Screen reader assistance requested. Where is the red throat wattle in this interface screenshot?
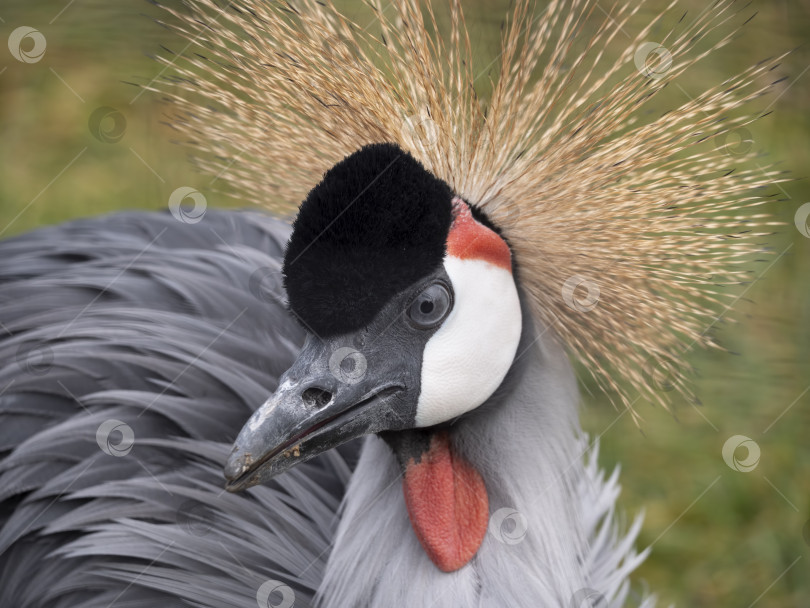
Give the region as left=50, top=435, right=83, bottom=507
left=401, top=431, right=489, bottom=572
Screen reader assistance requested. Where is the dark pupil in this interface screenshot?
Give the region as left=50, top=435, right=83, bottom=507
left=408, top=282, right=451, bottom=329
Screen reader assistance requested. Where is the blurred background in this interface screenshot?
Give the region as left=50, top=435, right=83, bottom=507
left=1, top=0, right=808, bottom=605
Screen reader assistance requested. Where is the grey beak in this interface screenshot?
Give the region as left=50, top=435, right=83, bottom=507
left=224, top=332, right=414, bottom=491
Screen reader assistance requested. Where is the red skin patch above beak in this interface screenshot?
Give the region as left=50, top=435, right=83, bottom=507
left=401, top=431, right=489, bottom=572
left=446, top=197, right=512, bottom=272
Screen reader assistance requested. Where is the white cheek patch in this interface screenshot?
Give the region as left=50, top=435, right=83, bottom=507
left=414, top=256, right=522, bottom=428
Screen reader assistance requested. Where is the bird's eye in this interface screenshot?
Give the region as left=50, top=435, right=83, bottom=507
left=407, top=282, right=453, bottom=329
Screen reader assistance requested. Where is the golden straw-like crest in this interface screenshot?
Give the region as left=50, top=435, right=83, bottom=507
left=156, top=0, right=785, bottom=416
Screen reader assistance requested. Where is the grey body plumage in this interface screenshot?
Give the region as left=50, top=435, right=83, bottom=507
left=0, top=209, right=653, bottom=607
left=0, top=210, right=355, bottom=606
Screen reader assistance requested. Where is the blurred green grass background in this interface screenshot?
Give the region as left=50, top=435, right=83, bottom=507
left=1, top=1, right=808, bottom=605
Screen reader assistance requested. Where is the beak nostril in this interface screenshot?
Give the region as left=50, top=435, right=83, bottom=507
left=302, top=387, right=332, bottom=409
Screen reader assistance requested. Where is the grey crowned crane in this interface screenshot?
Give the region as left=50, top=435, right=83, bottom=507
left=0, top=0, right=783, bottom=606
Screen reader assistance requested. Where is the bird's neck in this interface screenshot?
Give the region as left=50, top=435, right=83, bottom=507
left=317, top=301, right=627, bottom=606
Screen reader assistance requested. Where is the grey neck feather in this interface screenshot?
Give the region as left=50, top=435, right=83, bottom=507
left=316, top=294, right=655, bottom=608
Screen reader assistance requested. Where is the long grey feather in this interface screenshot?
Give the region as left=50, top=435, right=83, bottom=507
left=0, top=210, right=355, bottom=607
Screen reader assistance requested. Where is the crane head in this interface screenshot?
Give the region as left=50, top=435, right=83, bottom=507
left=225, top=143, right=523, bottom=571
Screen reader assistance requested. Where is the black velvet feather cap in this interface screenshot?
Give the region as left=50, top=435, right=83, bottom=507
left=283, top=143, right=454, bottom=337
